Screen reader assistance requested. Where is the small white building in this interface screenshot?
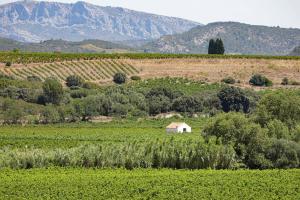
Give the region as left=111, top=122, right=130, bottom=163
left=166, top=122, right=192, bottom=133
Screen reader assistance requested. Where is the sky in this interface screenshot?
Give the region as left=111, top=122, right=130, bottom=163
left=1, top=0, right=300, bottom=28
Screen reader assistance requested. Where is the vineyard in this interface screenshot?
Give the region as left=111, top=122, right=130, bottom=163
left=0, top=59, right=139, bottom=82
left=0, top=52, right=300, bottom=64
left=0, top=168, right=299, bottom=199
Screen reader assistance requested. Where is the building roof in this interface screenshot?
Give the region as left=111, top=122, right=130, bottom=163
left=166, top=122, right=189, bottom=129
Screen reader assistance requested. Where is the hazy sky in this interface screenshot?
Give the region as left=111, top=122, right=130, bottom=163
left=1, top=0, right=300, bottom=28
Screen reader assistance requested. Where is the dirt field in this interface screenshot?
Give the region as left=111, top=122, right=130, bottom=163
left=1, top=58, right=300, bottom=87
left=126, top=58, right=300, bottom=86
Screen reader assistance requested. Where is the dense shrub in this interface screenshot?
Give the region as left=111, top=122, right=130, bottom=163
left=5, top=61, right=12, bottom=67
left=249, top=74, right=273, bottom=87
left=131, top=76, right=141, bottom=81
left=27, top=75, right=42, bottom=82
left=217, top=86, right=250, bottom=113
left=66, top=75, right=84, bottom=87
left=42, top=78, right=64, bottom=105
left=255, top=91, right=300, bottom=128
left=147, top=95, right=171, bottom=115
left=281, top=77, right=289, bottom=85
left=113, top=73, right=127, bottom=84
left=203, top=112, right=273, bottom=169
left=172, top=96, right=203, bottom=113
left=82, top=82, right=99, bottom=89
left=221, top=77, right=236, bottom=84
left=70, top=90, right=88, bottom=99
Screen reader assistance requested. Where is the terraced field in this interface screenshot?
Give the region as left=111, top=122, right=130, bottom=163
left=0, top=59, right=139, bottom=82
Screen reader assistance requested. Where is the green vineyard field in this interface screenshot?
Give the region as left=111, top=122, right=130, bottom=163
left=0, top=168, right=299, bottom=200
left=0, top=59, right=139, bottom=81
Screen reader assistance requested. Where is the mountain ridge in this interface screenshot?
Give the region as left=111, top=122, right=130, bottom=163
left=0, top=0, right=200, bottom=42
left=0, top=37, right=135, bottom=53
left=143, top=22, right=300, bottom=55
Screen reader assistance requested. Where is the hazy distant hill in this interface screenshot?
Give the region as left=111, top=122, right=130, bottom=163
left=143, top=22, right=300, bottom=55
left=0, top=37, right=135, bottom=53
left=0, top=0, right=200, bottom=42
left=289, top=46, right=300, bottom=56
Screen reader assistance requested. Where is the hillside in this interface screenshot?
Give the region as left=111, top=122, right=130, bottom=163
left=0, top=37, right=135, bottom=53
left=1, top=56, right=300, bottom=86
left=143, top=22, right=300, bottom=55
left=0, top=59, right=139, bottom=83
left=0, top=0, right=200, bottom=42
left=289, top=46, right=300, bottom=56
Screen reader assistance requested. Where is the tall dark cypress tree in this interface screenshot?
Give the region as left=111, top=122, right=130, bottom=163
left=208, top=38, right=225, bottom=55
left=216, top=38, right=225, bottom=54
left=208, top=39, right=215, bottom=54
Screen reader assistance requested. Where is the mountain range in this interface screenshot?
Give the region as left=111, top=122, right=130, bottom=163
left=289, top=46, right=300, bottom=56
left=1, top=1, right=300, bottom=55
left=0, top=37, right=134, bottom=53
left=143, top=22, right=300, bottom=55
left=0, top=0, right=200, bottom=42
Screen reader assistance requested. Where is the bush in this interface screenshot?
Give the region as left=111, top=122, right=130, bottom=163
left=281, top=77, right=289, bottom=85
left=249, top=74, right=273, bottom=87
left=113, top=73, right=127, bottom=84
left=290, top=80, right=300, bottom=86
left=131, top=76, right=141, bottom=81
left=82, top=82, right=99, bottom=89
left=221, top=77, right=235, bottom=84
left=66, top=75, right=84, bottom=88
left=5, top=61, right=12, bottom=67
left=203, top=112, right=270, bottom=169
left=172, top=96, right=203, bottom=113
left=42, top=78, right=64, bottom=105
left=70, top=90, right=88, bottom=99
left=255, top=91, right=300, bottom=128
left=217, top=86, right=250, bottom=113
left=27, top=75, right=42, bottom=82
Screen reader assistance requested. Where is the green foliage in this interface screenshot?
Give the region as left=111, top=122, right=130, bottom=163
left=203, top=112, right=271, bottom=169
left=66, top=75, right=84, bottom=88
left=221, top=77, right=236, bottom=84
left=130, top=75, right=141, bottom=81
left=5, top=61, right=11, bottom=67
left=42, top=78, right=64, bottom=105
left=82, top=82, right=99, bottom=89
left=1, top=169, right=299, bottom=200
left=113, top=72, right=127, bottom=84
left=172, top=96, right=203, bottom=113
left=27, top=75, right=42, bottom=82
left=249, top=74, right=273, bottom=87
left=255, top=90, right=300, bottom=128
left=208, top=38, right=225, bottom=54
left=70, top=89, right=88, bottom=99
left=217, top=86, right=250, bottom=113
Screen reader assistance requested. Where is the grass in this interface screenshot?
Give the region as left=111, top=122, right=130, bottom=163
left=0, top=118, right=207, bottom=149
left=0, top=168, right=299, bottom=200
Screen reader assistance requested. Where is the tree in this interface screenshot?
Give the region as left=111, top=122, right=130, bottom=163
left=249, top=74, right=273, bottom=87
left=113, top=73, right=127, bottom=84
left=172, top=96, right=203, bottom=113
left=208, top=38, right=225, bottom=55
left=66, top=75, right=83, bottom=88
left=42, top=78, right=64, bottom=105
left=255, top=91, right=300, bottom=128
left=203, top=112, right=270, bottom=169
left=217, top=86, right=250, bottom=113
left=215, top=38, right=225, bottom=54
left=208, top=39, right=215, bottom=54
